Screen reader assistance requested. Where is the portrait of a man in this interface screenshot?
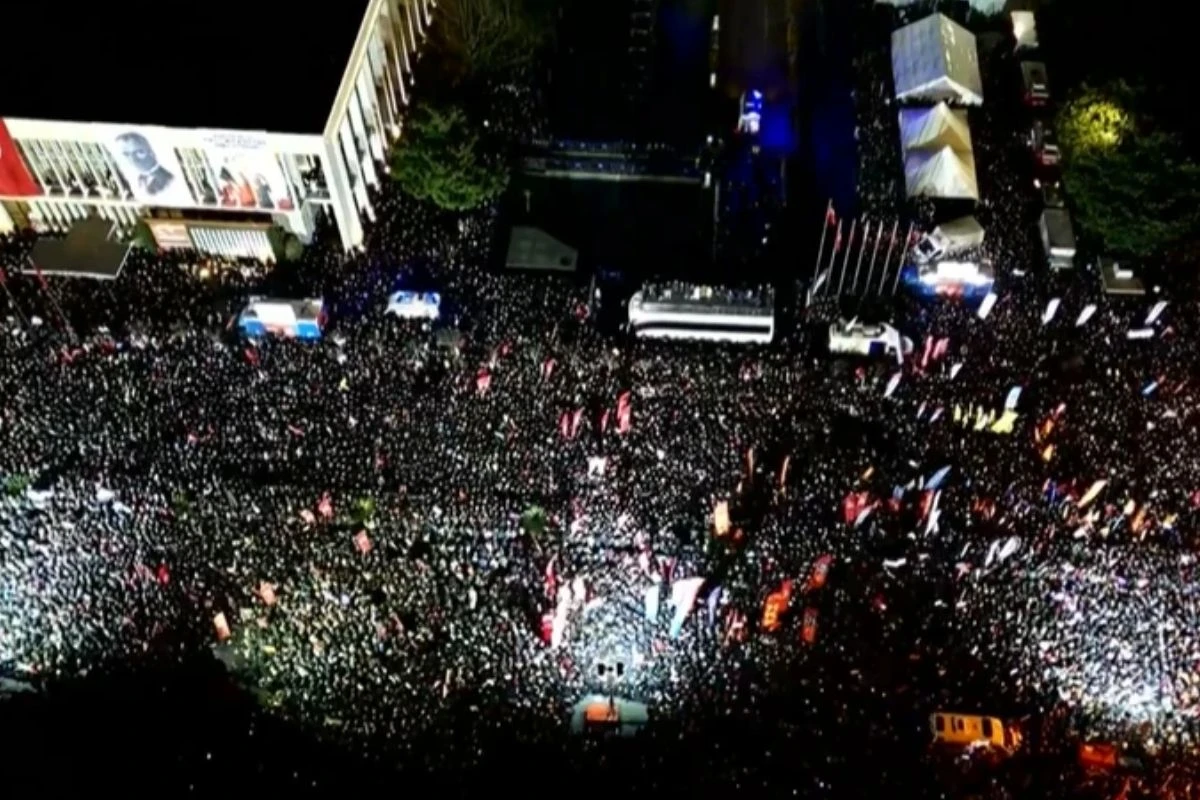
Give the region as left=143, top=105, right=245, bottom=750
left=115, top=131, right=176, bottom=197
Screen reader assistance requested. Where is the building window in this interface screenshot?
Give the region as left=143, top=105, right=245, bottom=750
left=289, top=154, right=330, bottom=200
left=176, top=147, right=219, bottom=205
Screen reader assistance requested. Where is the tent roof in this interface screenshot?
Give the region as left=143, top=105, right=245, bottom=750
left=899, top=103, right=973, bottom=153
left=25, top=218, right=133, bottom=281
left=891, top=13, right=983, bottom=105
left=905, top=146, right=979, bottom=200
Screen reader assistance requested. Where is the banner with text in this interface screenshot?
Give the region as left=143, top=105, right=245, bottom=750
left=199, top=131, right=295, bottom=212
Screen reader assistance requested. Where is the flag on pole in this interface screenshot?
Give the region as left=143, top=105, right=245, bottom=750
left=825, top=201, right=836, bottom=227
left=832, top=220, right=844, bottom=254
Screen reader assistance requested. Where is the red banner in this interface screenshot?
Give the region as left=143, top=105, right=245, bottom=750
left=0, top=120, right=39, bottom=197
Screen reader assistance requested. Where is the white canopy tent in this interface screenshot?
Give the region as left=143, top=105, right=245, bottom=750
left=899, top=103, right=973, bottom=152
left=905, top=146, right=979, bottom=200
left=878, top=0, right=1008, bottom=14
left=891, top=13, right=983, bottom=105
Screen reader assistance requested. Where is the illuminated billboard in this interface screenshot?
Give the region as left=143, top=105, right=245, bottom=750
left=0, top=119, right=41, bottom=197
left=199, top=130, right=295, bottom=212
left=104, top=125, right=195, bottom=207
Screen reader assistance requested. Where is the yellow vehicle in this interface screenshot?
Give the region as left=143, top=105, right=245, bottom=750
left=929, top=712, right=1023, bottom=753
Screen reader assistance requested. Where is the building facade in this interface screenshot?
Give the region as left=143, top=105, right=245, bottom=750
left=0, top=0, right=435, bottom=261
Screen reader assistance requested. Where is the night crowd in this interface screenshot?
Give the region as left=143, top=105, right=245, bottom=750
left=0, top=26, right=1197, bottom=800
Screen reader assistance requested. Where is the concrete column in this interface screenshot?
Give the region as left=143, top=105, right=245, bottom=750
left=322, top=133, right=363, bottom=251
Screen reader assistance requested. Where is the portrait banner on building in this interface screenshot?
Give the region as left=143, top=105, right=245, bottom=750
left=198, top=130, right=295, bottom=212
left=103, top=125, right=195, bottom=207
left=0, top=119, right=41, bottom=197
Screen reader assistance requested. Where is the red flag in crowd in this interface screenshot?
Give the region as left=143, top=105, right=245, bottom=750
left=570, top=408, right=584, bottom=438
left=244, top=347, right=259, bottom=366
left=317, top=493, right=333, bottom=520
left=761, top=579, right=793, bottom=633
left=155, top=563, right=170, bottom=586
left=559, top=412, right=571, bottom=439
left=600, top=409, right=610, bottom=433
left=542, top=358, right=555, bottom=380
left=475, top=368, right=491, bottom=394
left=213, top=612, right=231, bottom=642
left=801, top=607, right=819, bottom=644
left=806, top=554, right=833, bottom=592
left=544, top=556, right=558, bottom=601
left=353, top=530, right=372, bottom=554
left=842, top=491, right=872, bottom=525
left=616, top=391, right=632, bottom=434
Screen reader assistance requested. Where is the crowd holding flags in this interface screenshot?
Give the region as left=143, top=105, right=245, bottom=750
left=810, top=200, right=916, bottom=301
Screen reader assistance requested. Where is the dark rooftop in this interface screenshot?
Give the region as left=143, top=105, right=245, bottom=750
left=3, top=1, right=370, bottom=133
left=549, top=0, right=717, bottom=147
left=511, top=173, right=715, bottom=278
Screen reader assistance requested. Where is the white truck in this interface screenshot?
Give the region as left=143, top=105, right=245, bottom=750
left=828, top=319, right=913, bottom=363
left=913, top=216, right=985, bottom=265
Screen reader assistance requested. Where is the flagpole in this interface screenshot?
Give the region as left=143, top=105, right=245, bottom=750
left=29, top=258, right=76, bottom=343
left=836, top=218, right=857, bottom=296
left=890, top=221, right=916, bottom=296
left=865, top=219, right=895, bottom=300
left=822, top=219, right=843, bottom=298
left=878, top=220, right=901, bottom=295
left=812, top=199, right=831, bottom=285
left=0, top=272, right=29, bottom=329
left=850, top=219, right=871, bottom=296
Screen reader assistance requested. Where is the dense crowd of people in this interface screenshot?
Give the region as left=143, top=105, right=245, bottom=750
left=0, top=11, right=1198, bottom=800
left=1, top=182, right=1198, bottom=796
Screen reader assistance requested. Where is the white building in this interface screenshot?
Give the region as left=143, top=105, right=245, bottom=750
left=0, top=0, right=436, bottom=261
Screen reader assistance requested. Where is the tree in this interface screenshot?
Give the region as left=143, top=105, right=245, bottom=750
left=130, top=220, right=157, bottom=251
left=282, top=234, right=305, bottom=263
left=1058, top=84, right=1200, bottom=258
left=390, top=102, right=509, bottom=211
left=434, top=0, right=552, bottom=81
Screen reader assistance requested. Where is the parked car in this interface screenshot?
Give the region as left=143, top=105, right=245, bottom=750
left=1020, top=61, right=1050, bottom=106
left=1029, top=120, right=1060, bottom=167
left=1034, top=178, right=1065, bottom=209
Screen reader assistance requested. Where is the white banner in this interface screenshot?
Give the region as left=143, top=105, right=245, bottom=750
left=199, top=130, right=295, bottom=212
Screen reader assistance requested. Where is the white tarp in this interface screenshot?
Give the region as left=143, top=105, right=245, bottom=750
left=899, top=103, right=973, bottom=152
left=891, top=14, right=983, bottom=105
left=905, top=146, right=979, bottom=200
left=1012, top=11, right=1038, bottom=50
left=881, top=0, right=1004, bottom=11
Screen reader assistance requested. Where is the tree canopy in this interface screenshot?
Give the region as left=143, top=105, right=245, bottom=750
left=433, top=0, right=553, bottom=82
left=1057, top=83, right=1200, bottom=258
left=389, top=102, right=509, bottom=211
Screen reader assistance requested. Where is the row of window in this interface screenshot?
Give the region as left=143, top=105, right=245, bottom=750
left=189, top=226, right=274, bottom=262
left=13, top=199, right=141, bottom=234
